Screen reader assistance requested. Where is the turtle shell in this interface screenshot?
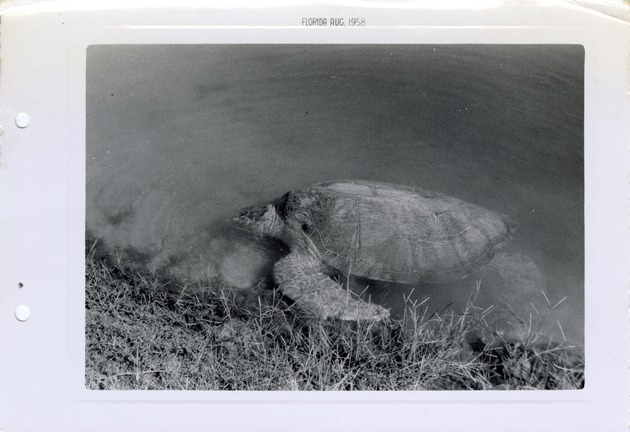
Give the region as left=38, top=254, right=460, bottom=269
left=281, top=180, right=517, bottom=284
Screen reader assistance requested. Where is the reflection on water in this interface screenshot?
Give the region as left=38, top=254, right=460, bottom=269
left=87, top=45, right=584, bottom=344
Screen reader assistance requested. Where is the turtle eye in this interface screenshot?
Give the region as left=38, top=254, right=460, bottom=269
left=240, top=208, right=260, bottom=221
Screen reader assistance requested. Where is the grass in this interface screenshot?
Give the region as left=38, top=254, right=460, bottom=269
left=85, top=245, right=584, bottom=391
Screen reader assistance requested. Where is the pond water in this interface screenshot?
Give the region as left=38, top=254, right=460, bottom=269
left=87, top=45, right=584, bottom=345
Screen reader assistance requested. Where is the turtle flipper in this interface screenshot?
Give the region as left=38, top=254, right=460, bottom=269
left=273, top=252, right=389, bottom=321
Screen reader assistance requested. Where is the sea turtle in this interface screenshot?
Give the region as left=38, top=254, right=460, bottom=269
left=233, top=180, right=517, bottom=322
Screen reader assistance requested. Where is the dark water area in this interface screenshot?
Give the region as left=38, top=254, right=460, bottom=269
left=87, top=45, right=584, bottom=344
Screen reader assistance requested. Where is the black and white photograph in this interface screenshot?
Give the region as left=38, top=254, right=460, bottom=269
left=85, top=44, right=585, bottom=391
left=3, top=0, right=630, bottom=430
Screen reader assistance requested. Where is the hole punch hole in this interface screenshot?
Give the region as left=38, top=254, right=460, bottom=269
left=15, top=305, right=30, bottom=322
left=18, top=282, right=24, bottom=288
left=15, top=112, right=31, bottom=128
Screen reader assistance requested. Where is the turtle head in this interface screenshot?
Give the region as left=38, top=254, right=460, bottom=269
left=233, top=203, right=284, bottom=237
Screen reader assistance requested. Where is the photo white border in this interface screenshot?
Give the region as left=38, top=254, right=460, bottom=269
left=1, top=1, right=628, bottom=430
